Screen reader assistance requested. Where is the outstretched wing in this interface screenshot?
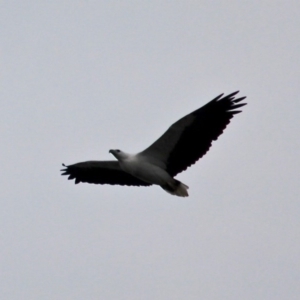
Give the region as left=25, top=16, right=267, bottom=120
left=61, top=160, right=151, bottom=186
left=140, top=91, right=247, bottom=176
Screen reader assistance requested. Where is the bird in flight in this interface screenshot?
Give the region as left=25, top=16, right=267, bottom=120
left=61, top=91, right=246, bottom=197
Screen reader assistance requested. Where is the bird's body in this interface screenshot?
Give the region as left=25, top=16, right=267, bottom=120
left=61, top=91, right=247, bottom=197
left=117, top=153, right=171, bottom=185
left=111, top=150, right=188, bottom=196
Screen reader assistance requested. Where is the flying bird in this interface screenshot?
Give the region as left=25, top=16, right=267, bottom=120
left=61, top=91, right=246, bottom=197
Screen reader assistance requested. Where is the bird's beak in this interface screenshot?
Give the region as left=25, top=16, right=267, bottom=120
left=109, top=150, right=113, bottom=154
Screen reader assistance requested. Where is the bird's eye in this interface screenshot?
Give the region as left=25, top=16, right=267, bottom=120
left=116, top=149, right=120, bottom=153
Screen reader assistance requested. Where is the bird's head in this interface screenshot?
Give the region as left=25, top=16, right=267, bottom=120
left=109, top=149, right=128, bottom=160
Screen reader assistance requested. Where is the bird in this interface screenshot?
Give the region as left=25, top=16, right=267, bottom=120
left=61, top=91, right=246, bottom=197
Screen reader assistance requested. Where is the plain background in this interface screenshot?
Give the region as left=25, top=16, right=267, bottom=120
left=1, top=1, right=300, bottom=299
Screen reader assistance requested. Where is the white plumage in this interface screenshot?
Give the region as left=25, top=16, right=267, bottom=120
left=110, top=150, right=189, bottom=197
left=61, top=91, right=246, bottom=197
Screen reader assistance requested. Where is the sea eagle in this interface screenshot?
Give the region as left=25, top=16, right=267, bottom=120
left=61, top=91, right=246, bottom=197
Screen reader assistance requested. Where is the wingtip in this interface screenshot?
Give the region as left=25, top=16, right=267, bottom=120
left=211, top=93, right=224, bottom=102
left=214, top=91, right=241, bottom=102
left=233, top=96, right=247, bottom=103
left=60, top=163, right=67, bottom=172
left=231, top=110, right=244, bottom=114
left=231, top=103, right=247, bottom=110
left=227, top=90, right=240, bottom=98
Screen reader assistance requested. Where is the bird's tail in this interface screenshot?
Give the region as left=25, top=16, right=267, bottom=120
left=161, top=179, right=189, bottom=197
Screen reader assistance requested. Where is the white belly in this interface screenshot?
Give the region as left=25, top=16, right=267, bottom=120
left=119, top=159, right=171, bottom=185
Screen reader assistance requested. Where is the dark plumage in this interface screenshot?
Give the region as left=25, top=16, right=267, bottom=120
left=142, top=91, right=246, bottom=176
left=61, top=161, right=151, bottom=186
left=61, top=91, right=247, bottom=196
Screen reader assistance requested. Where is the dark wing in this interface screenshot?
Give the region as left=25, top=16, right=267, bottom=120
left=140, top=91, right=247, bottom=176
left=61, top=160, right=151, bottom=186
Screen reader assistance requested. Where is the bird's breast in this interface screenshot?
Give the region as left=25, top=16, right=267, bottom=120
left=119, top=159, right=171, bottom=185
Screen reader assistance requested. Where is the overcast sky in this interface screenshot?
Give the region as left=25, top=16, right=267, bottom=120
left=1, top=1, right=300, bottom=299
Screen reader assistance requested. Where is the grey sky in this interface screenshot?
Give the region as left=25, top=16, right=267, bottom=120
left=1, top=1, right=300, bottom=299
